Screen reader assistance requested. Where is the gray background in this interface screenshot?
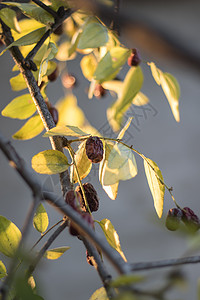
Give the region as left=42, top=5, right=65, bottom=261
left=0, top=1, right=200, bottom=299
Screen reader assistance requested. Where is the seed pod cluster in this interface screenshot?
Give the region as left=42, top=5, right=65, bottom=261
left=76, top=183, right=99, bottom=212
left=165, top=206, right=200, bottom=233
left=85, top=136, right=103, bottom=163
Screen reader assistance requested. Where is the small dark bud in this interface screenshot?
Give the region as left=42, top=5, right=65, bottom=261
left=76, top=183, right=99, bottom=212
left=69, top=211, right=94, bottom=237
left=86, top=250, right=94, bottom=266
left=48, top=66, right=59, bottom=82
left=61, top=73, right=76, bottom=89
left=29, top=60, right=37, bottom=72
left=38, top=81, right=45, bottom=90
left=57, top=6, right=65, bottom=17
left=182, top=207, right=200, bottom=232
left=0, top=39, right=4, bottom=47
left=65, top=190, right=81, bottom=210
left=54, top=24, right=63, bottom=36
left=94, top=84, right=106, bottom=98
left=85, top=136, right=103, bottom=163
left=165, top=208, right=183, bottom=231
left=49, top=106, right=59, bottom=125
left=127, top=48, right=141, bottom=67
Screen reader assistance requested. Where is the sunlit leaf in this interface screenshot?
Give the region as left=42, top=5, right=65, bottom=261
left=102, top=80, right=123, bottom=95
left=148, top=62, right=180, bottom=122
left=4, top=2, right=54, bottom=25
left=89, top=287, right=108, bottom=300
left=107, top=66, right=143, bottom=131
left=1, top=94, right=36, bottom=119
left=0, top=260, right=7, bottom=279
left=32, top=150, right=69, bottom=174
left=102, top=182, right=119, bottom=200
left=110, top=274, right=144, bottom=287
left=80, top=54, right=97, bottom=81
left=0, top=8, right=20, bottom=33
left=33, top=203, right=49, bottom=233
left=77, top=21, right=108, bottom=49
left=44, top=247, right=70, bottom=260
left=56, top=41, right=76, bottom=61
left=94, top=47, right=131, bottom=83
left=132, top=92, right=149, bottom=106
left=117, top=117, right=133, bottom=140
left=0, top=216, right=22, bottom=257
left=11, top=18, right=44, bottom=40
left=143, top=158, right=165, bottom=218
left=102, top=143, right=137, bottom=186
left=71, top=140, right=92, bottom=183
left=10, top=73, right=27, bottom=91
left=97, top=219, right=127, bottom=261
left=43, top=125, right=89, bottom=138
left=13, top=115, right=44, bottom=140
left=0, top=27, right=46, bottom=56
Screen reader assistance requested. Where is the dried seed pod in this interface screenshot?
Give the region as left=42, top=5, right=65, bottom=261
left=85, top=136, right=103, bottom=163
left=54, top=24, right=63, bottom=36
left=65, top=190, right=81, bottom=210
left=182, top=207, right=200, bottom=232
left=61, top=73, right=76, bottom=89
left=94, top=84, right=106, bottom=98
left=49, top=106, right=59, bottom=125
left=127, top=48, right=141, bottom=67
left=69, top=211, right=94, bottom=237
left=48, top=66, right=59, bottom=82
left=76, top=183, right=99, bottom=212
left=165, top=208, right=183, bottom=231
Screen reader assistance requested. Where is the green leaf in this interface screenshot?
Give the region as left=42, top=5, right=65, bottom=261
left=93, top=47, right=131, bottom=83
left=4, top=2, right=54, bottom=25
left=38, top=42, right=58, bottom=85
left=1, top=94, right=36, bottom=119
left=33, top=204, right=49, bottom=233
left=43, top=125, right=89, bottom=137
left=71, top=140, right=92, bottom=183
left=0, top=216, right=22, bottom=257
left=80, top=54, right=97, bottom=81
left=12, top=114, right=44, bottom=140
left=0, top=27, right=46, bottom=56
left=117, top=117, right=133, bottom=140
left=78, top=21, right=108, bottom=49
left=32, top=150, right=69, bottom=174
left=0, top=8, right=20, bottom=33
left=148, top=62, right=180, bottom=122
left=44, top=247, right=70, bottom=260
left=97, top=219, right=127, bottom=261
left=99, top=142, right=119, bottom=200
left=110, top=274, right=144, bottom=287
left=0, top=260, right=7, bottom=279
left=132, top=92, right=149, bottom=106
left=102, top=143, right=137, bottom=186
left=89, top=287, right=109, bottom=300
left=143, top=158, right=165, bottom=218
left=107, top=66, right=143, bottom=131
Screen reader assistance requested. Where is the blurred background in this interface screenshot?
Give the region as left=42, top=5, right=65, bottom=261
left=0, top=0, right=200, bottom=299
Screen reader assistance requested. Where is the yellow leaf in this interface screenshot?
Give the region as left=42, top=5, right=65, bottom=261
left=90, top=287, right=108, bottom=300
left=12, top=115, right=44, bottom=140
left=80, top=54, right=97, bottom=81
left=33, top=203, right=49, bottom=233
left=44, top=247, right=70, bottom=260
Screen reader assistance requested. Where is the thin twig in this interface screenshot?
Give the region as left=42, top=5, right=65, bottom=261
left=32, top=0, right=58, bottom=18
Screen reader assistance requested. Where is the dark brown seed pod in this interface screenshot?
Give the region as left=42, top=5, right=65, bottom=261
left=54, top=24, right=63, bottom=36
left=69, top=211, right=94, bottom=237
left=49, top=106, right=59, bottom=125
left=48, top=66, right=59, bottom=82
left=182, top=207, right=200, bottom=232
left=165, top=208, right=183, bottom=231
left=127, top=48, right=141, bottom=67
left=65, top=190, right=81, bottom=210
left=94, top=84, right=106, bottom=98
left=76, top=183, right=99, bottom=212
left=85, top=136, right=103, bottom=163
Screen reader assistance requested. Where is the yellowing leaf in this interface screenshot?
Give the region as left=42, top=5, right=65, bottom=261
left=0, top=8, right=20, bottom=33
left=80, top=54, right=97, bottom=81
left=102, top=80, right=123, bottom=95
left=44, top=247, right=70, bottom=260
left=12, top=114, right=44, bottom=140
left=71, top=140, right=92, bottom=183
left=0, top=216, right=22, bottom=257
left=144, top=158, right=165, bottom=218
left=0, top=260, right=7, bottom=279
left=97, top=219, right=127, bottom=261
left=44, top=125, right=89, bottom=138
left=107, top=66, right=143, bottom=131
left=78, top=22, right=108, bottom=49
left=117, top=117, right=133, bottom=140
left=89, top=287, right=109, bottom=300
left=33, top=203, right=49, bottom=233
left=11, top=18, right=44, bottom=40
left=1, top=94, right=36, bottom=119
left=4, top=2, right=54, bottom=25
left=132, top=92, right=149, bottom=106
left=102, top=143, right=137, bottom=186
left=94, top=47, right=131, bottom=83
left=10, top=73, right=27, bottom=91
left=0, top=27, right=46, bottom=56
left=110, top=274, right=144, bottom=287
left=32, top=150, right=69, bottom=174
left=148, top=62, right=180, bottom=122
left=102, top=182, right=119, bottom=200
left=56, top=41, right=76, bottom=61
